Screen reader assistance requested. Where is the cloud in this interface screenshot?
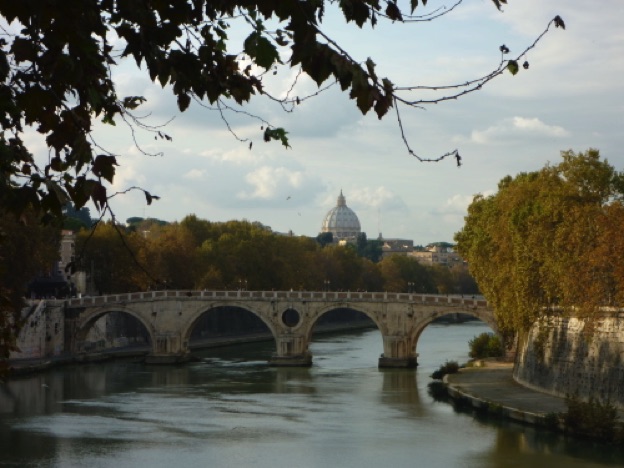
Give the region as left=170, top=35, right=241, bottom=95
left=183, top=168, right=206, bottom=180
left=236, top=166, right=324, bottom=207
left=457, top=116, right=569, bottom=145
left=349, top=186, right=409, bottom=213
left=442, top=194, right=477, bottom=215
left=239, top=166, right=302, bottom=200
left=198, top=145, right=272, bottom=166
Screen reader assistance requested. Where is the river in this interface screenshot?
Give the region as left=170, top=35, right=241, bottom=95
left=1, top=322, right=623, bottom=467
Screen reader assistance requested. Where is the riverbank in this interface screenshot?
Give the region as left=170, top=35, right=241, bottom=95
left=444, top=362, right=624, bottom=435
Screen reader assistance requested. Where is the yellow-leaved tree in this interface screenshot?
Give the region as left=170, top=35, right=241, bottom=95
left=455, top=149, right=624, bottom=338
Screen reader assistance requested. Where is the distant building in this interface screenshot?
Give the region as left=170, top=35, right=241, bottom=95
left=321, top=190, right=361, bottom=242
left=379, top=236, right=414, bottom=259
left=409, top=244, right=464, bottom=267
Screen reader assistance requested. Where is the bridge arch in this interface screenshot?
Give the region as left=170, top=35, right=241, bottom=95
left=180, top=302, right=279, bottom=350
left=302, top=304, right=382, bottom=344
left=75, top=306, right=155, bottom=352
left=409, top=308, right=500, bottom=359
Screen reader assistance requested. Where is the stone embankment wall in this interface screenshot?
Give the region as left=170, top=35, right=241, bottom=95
left=10, top=301, right=65, bottom=360
left=514, top=315, right=624, bottom=409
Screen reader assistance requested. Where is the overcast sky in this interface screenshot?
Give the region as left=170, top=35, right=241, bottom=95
left=27, top=0, right=624, bottom=245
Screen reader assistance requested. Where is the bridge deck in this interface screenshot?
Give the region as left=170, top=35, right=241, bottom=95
left=60, top=290, right=488, bottom=308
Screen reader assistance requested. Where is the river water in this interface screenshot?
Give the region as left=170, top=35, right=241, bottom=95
left=1, top=322, right=623, bottom=468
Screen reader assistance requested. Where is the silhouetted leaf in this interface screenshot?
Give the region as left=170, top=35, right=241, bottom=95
left=263, top=127, right=290, bottom=148
left=90, top=181, right=108, bottom=210
left=178, top=93, right=191, bottom=111
left=92, top=155, right=118, bottom=183
left=491, top=0, right=507, bottom=11
left=244, top=32, right=280, bottom=69
left=386, top=2, right=403, bottom=21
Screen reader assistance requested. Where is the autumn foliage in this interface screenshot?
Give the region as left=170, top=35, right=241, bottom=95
left=455, top=149, right=624, bottom=335
left=76, top=215, right=477, bottom=296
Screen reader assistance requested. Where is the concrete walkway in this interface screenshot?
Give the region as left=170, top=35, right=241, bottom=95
left=445, top=363, right=624, bottom=427
left=444, top=363, right=567, bottom=426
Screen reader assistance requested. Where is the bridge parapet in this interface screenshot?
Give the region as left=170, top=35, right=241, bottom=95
left=62, top=290, right=488, bottom=309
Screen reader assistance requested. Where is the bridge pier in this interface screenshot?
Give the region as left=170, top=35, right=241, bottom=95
left=378, top=335, right=418, bottom=368
left=145, top=333, right=190, bottom=364
left=378, top=354, right=418, bottom=368
left=268, top=334, right=312, bottom=367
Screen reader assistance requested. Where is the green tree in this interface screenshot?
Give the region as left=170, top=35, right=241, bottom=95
left=379, top=254, right=435, bottom=293
left=62, top=203, right=93, bottom=231
left=449, top=264, right=479, bottom=295
left=76, top=221, right=148, bottom=293
left=356, top=232, right=383, bottom=262
left=468, top=332, right=503, bottom=359
left=455, top=149, right=624, bottom=335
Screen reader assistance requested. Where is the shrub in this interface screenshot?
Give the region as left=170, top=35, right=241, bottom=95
left=563, top=395, right=617, bottom=441
left=469, top=332, right=503, bottom=359
left=431, top=360, right=460, bottom=380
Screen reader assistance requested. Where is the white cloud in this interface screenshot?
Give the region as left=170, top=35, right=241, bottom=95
left=183, top=169, right=206, bottom=180
left=349, top=186, right=408, bottom=213
left=459, top=116, right=569, bottom=145
left=238, top=166, right=305, bottom=200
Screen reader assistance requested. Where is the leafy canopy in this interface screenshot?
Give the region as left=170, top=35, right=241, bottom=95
left=455, top=149, right=624, bottom=335
left=0, top=0, right=564, bottom=223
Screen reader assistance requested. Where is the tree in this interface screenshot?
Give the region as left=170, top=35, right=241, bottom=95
left=455, top=149, right=624, bottom=336
left=316, top=232, right=334, bottom=247
left=356, top=232, right=383, bottom=262
left=379, top=254, right=435, bottom=293
left=62, top=202, right=93, bottom=231
left=0, top=211, right=60, bottom=372
left=76, top=221, right=148, bottom=293
left=0, top=1, right=565, bottom=224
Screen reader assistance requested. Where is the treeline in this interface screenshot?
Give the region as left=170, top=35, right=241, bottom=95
left=75, top=214, right=478, bottom=295
left=456, top=149, right=624, bottom=335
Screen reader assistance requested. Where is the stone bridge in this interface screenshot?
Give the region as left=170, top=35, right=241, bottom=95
left=63, top=290, right=495, bottom=368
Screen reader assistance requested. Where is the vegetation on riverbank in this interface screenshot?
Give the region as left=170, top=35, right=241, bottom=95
left=468, top=332, right=503, bottom=359
left=430, top=360, right=460, bottom=380
left=456, top=150, right=624, bottom=336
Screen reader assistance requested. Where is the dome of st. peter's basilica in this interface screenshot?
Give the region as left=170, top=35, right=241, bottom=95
left=321, top=190, right=361, bottom=241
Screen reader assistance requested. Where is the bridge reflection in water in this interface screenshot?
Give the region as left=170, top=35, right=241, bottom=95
left=61, top=290, right=494, bottom=368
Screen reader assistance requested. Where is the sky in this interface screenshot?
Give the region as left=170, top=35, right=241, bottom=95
left=25, top=0, right=624, bottom=245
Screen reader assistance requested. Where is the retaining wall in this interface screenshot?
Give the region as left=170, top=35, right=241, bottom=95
left=514, top=315, right=624, bottom=409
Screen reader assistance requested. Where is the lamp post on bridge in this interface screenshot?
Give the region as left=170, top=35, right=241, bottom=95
left=407, top=282, right=415, bottom=293
left=324, top=280, right=331, bottom=292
